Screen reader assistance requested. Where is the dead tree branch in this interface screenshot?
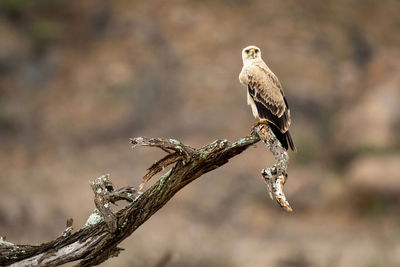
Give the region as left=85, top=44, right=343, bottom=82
left=0, top=125, right=292, bottom=266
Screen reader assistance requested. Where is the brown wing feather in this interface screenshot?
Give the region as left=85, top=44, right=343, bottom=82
left=248, top=85, right=296, bottom=151
left=242, top=61, right=295, bottom=151
left=247, top=78, right=291, bottom=133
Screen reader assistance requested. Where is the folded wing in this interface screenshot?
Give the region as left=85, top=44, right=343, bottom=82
left=247, top=65, right=296, bottom=151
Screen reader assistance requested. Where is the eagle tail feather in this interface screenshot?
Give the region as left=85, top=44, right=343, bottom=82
left=269, top=125, right=296, bottom=152
left=286, top=130, right=297, bottom=152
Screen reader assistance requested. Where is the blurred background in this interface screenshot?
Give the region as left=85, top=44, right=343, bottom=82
left=1, top=0, right=400, bottom=266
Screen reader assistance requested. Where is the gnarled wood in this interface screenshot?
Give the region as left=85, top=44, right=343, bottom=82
left=0, top=125, right=292, bottom=266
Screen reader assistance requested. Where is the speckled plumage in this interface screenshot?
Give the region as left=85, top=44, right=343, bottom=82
left=239, top=45, right=296, bottom=151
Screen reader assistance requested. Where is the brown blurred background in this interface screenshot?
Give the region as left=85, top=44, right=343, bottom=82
left=1, top=0, right=400, bottom=266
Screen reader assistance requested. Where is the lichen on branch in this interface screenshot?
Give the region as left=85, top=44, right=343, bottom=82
left=0, top=124, right=293, bottom=266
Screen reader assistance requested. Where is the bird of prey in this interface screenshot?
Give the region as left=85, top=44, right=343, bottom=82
left=239, top=45, right=296, bottom=151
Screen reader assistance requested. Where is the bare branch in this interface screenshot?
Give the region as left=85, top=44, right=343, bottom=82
left=0, top=125, right=293, bottom=266
left=130, top=137, right=195, bottom=162
left=254, top=125, right=292, bottom=212
left=90, top=174, right=141, bottom=232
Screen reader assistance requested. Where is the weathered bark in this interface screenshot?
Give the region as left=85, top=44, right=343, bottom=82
left=0, top=125, right=292, bottom=266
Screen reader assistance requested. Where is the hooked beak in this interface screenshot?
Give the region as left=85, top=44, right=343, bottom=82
left=250, top=49, right=255, bottom=57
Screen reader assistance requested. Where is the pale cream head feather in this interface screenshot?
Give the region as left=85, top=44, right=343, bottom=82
left=242, top=45, right=262, bottom=64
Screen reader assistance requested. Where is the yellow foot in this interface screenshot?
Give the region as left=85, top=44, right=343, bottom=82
left=252, top=121, right=269, bottom=130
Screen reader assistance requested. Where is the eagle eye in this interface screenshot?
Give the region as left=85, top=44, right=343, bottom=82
left=245, top=49, right=250, bottom=53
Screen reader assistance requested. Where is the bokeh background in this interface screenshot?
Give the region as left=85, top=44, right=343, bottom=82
left=1, top=0, right=400, bottom=266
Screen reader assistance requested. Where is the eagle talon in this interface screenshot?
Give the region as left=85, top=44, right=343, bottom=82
left=252, top=121, right=269, bottom=130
